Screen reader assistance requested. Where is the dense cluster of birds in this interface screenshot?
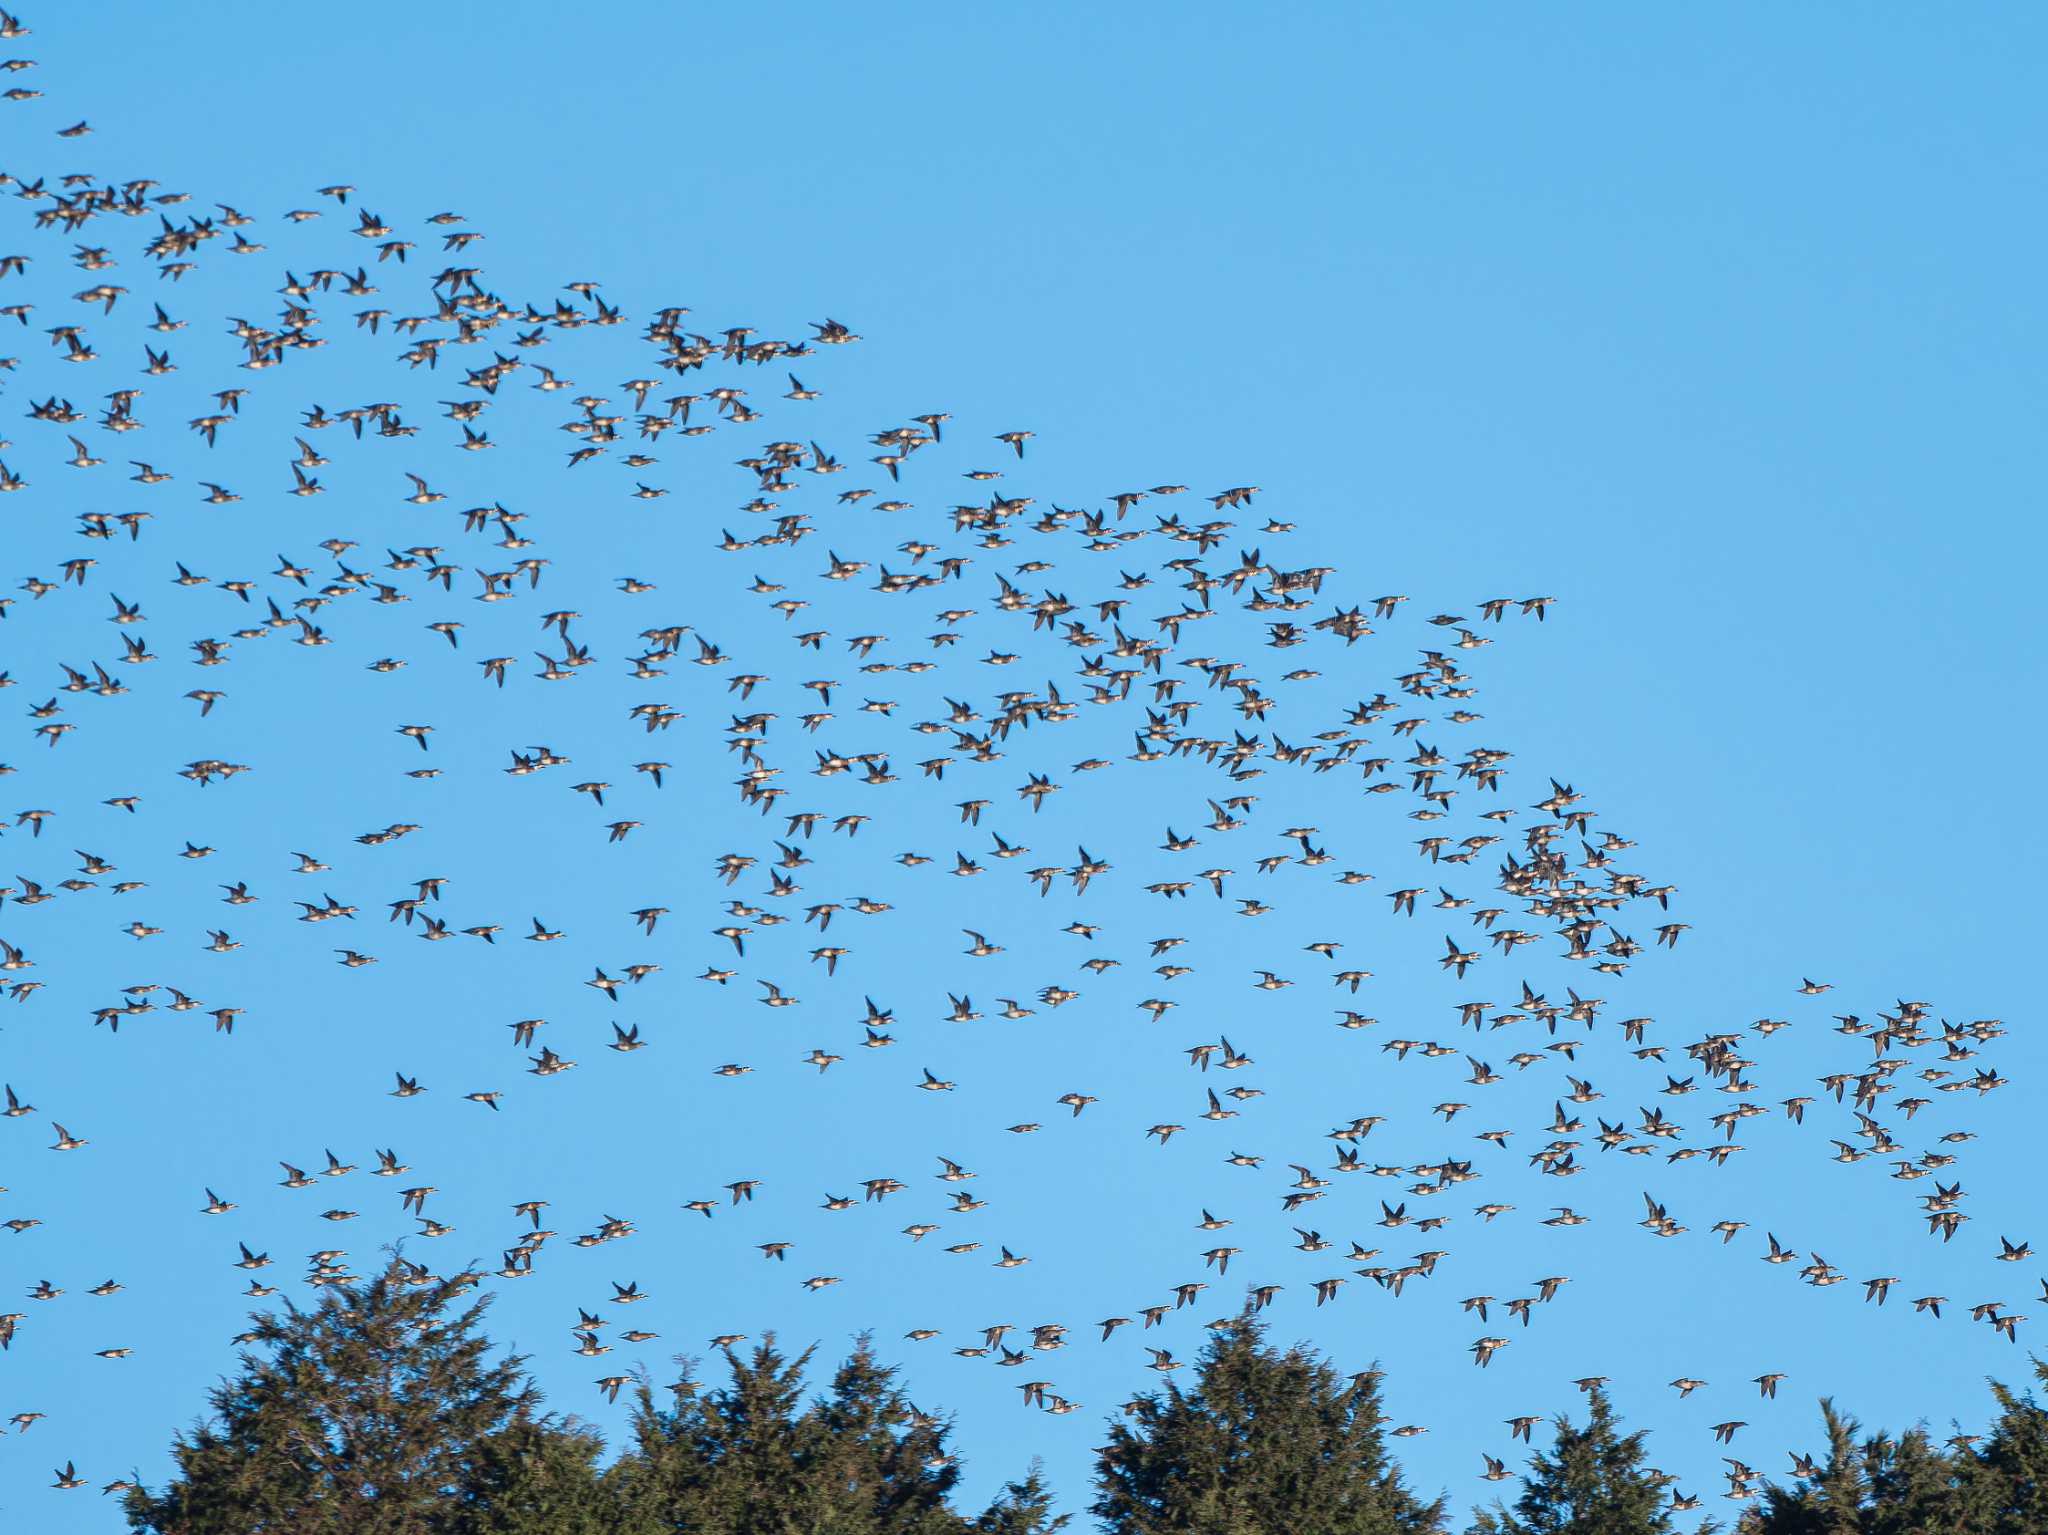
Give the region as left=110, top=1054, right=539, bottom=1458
left=0, top=6, right=2025, bottom=1514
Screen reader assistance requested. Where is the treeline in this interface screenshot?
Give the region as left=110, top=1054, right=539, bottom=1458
left=118, top=1259, right=2048, bottom=1534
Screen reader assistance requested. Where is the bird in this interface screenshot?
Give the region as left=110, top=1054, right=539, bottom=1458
left=0, top=62, right=2011, bottom=1523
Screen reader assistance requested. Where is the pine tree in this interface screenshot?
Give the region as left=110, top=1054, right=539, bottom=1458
left=461, top=1412, right=612, bottom=1535
left=1952, top=1358, right=2048, bottom=1533
left=975, top=1461, right=1072, bottom=1534
left=1743, top=1399, right=1868, bottom=1535
left=808, top=1332, right=970, bottom=1534
left=1862, top=1425, right=1961, bottom=1535
left=610, top=1332, right=995, bottom=1535
left=688, top=1336, right=825, bottom=1535
left=1091, top=1305, right=1444, bottom=1534
left=124, top=1258, right=605, bottom=1535
left=1470, top=1387, right=1671, bottom=1535
left=1741, top=1398, right=1966, bottom=1535
left=607, top=1372, right=718, bottom=1535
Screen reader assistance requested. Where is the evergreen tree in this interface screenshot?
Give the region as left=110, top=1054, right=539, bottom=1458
left=461, top=1412, right=612, bottom=1535
left=136, top=1302, right=2048, bottom=1535
left=1862, top=1425, right=1962, bottom=1535
left=124, top=1258, right=605, bottom=1535
left=1741, top=1399, right=1961, bottom=1535
left=675, top=1337, right=822, bottom=1535
left=1091, top=1305, right=1443, bottom=1534
left=974, top=1461, right=1071, bottom=1534
left=1951, top=1359, right=2048, bottom=1533
left=808, top=1333, right=969, bottom=1534
left=1743, top=1399, right=1868, bottom=1535
left=610, top=1331, right=1012, bottom=1535
left=1470, top=1387, right=1671, bottom=1535
left=607, top=1372, right=713, bottom=1535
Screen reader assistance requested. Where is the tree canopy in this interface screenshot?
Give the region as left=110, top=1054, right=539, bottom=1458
left=124, top=1258, right=603, bottom=1535
left=122, top=1268, right=2048, bottom=1535
left=1469, top=1387, right=1674, bottom=1535
left=1090, top=1307, right=1444, bottom=1535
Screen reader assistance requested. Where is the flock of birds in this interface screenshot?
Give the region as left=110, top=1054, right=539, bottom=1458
left=0, top=6, right=2027, bottom=1516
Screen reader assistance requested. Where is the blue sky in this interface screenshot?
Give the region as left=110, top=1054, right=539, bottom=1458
left=1, top=3, right=2044, bottom=1527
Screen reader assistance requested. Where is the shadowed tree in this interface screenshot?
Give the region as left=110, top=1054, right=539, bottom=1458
left=460, top=1411, right=612, bottom=1535
left=1740, top=1396, right=1965, bottom=1534
left=123, top=1257, right=607, bottom=1535
left=609, top=1331, right=1026, bottom=1535
left=1469, top=1387, right=1675, bottom=1535
left=1091, top=1304, right=1443, bottom=1534
left=689, top=1337, right=826, bottom=1534
left=1742, top=1399, right=1872, bottom=1535
left=974, top=1460, right=1071, bottom=1534
left=1949, top=1359, right=2048, bottom=1533
left=808, top=1333, right=973, bottom=1534
left=607, top=1369, right=719, bottom=1535
left=1859, top=1424, right=1963, bottom=1535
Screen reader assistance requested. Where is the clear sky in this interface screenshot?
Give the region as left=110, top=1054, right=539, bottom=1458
left=1, top=3, right=2044, bottom=1528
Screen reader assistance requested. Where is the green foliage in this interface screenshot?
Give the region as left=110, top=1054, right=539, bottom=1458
left=974, top=1461, right=1072, bottom=1534
left=1738, top=1395, right=1968, bottom=1534
left=1470, top=1388, right=1671, bottom=1535
left=462, top=1414, right=612, bottom=1535
left=1743, top=1399, right=1871, bottom=1535
left=1945, top=1358, right=2048, bottom=1534
left=1864, top=1426, right=1967, bottom=1535
left=1091, top=1304, right=1444, bottom=1534
left=609, top=1331, right=1018, bottom=1535
left=124, top=1258, right=602, bottom=1535
left=124, top=1271, right=2048, bottom=1535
